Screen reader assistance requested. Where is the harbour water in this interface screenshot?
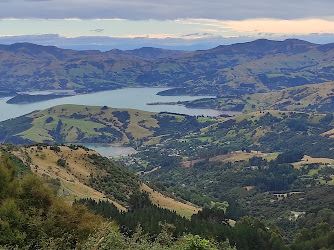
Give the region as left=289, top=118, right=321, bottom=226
left=0, top=87, right=239, bottom=121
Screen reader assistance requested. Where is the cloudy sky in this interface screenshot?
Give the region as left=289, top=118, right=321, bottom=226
left=1, top=0, right=334, bottom=50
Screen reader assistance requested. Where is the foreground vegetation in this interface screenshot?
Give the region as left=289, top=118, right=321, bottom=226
left=0, top=151, right=242, bottom=249
left=0, top=149, right=232, bottom=249
left=0, top=153, right=102, bottom=248
left=1, top=142, right=334, bottom=249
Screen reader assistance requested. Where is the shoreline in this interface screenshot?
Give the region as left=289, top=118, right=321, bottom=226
left=147, top=101, right=242, bottom=116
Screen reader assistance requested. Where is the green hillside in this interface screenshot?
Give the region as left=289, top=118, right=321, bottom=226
left=0, top=104, right=214, bottom=145
left=0, top=105, right=158, bottom=144
left=173, top=81, right=334, bottom=113
left=246, top=81, right=334, bottom=112
left=3, top=33, right=334, bottom=250
left=120, top=110, right=334, bottom=243
left=2, top=104, right=334, bottom=160
left=1, top=39, right=334, bottom=97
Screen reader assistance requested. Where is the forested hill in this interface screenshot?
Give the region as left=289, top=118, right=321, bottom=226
left=1, top=39, right=334, bottom=96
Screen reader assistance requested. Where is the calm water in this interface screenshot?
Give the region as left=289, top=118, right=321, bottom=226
left=0, top=87, right=239, bottom=122
left=81, top=143, right=137, bottom=158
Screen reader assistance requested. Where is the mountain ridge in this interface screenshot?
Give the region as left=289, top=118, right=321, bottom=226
left=1, top=39, right=334, bottom=96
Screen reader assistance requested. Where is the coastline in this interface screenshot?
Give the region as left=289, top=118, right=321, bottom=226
left=147, top=101, right=242, bottom=116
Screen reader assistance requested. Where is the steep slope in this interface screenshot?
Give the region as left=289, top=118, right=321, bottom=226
left=0, top=152, right=104, bottom=248
left=3, top=143, right=200, bottom=217
left=9, top=145, right=136, bottom=209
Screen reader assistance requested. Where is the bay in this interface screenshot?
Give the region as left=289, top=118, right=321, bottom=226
left=81, top=143, right=137, bottom=158
left=0, top=87, right=239, bottom=122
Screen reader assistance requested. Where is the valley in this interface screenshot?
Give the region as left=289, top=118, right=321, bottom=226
left=1, top=39, right=334, bottom=249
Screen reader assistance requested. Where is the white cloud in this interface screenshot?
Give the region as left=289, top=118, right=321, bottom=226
left=224, top=18, right=334, bottom=34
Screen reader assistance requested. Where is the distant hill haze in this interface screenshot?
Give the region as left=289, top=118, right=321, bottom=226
left=0, top=39, right=334, bottom=96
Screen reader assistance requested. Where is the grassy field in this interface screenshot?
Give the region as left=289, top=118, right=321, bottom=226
left=292, top=155, right=334, bottom=186
left=293, top=155, right=334, bottom=169
left=194, top=136, right=212, bottom=142
left=210, top=150, right=279, bottom=163
left=141, top=184, right=201, bottom=219
left=16, top=104, right=159, bottom=143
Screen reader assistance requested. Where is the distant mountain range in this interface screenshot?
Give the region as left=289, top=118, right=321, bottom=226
left=0, top=39, right=334, bottom=96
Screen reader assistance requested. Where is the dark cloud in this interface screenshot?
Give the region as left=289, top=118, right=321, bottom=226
left=202, top=33, right=214, bottom=36
left=90, top=29, right=104, bottom=33
left=0, top=0, right=333, bottom=20
left=182, top=33, right=214, bottom=37
left=182, top=33, right=200, bottom=37
left=0, top=33, right=333, bottom=51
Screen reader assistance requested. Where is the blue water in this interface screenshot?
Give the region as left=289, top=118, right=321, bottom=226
left=0, top=87, right=239, bottom=121
left=81, top=143, right=137, bottom=158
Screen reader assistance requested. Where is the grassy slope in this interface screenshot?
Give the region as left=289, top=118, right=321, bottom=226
left=141, top=183, right=201, bottom=219
left=14, top=146, right=127, bottom=210
left=16, top=104, right=159, bottom=143
left=180, top=81, right=334, bottom=113
left=209, top=150, right=279, bottom=163
left=11, top=145, right=200, bottom=217
left=293, top=155, right=334, bottom=186
left=245, top=81, right=334, bottom=112
left=6, top=104, right=213, bottom=146
left=202, top=110, right=297, bottom=144
left=192, top=109, right=334, bottom=161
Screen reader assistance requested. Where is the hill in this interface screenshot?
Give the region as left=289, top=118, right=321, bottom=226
left=1, top=143, right=200, bottom=217
left=0, top=105, right=159, bottom=144
left=245, top=81, right=334, bottom=112
left=0, top=104, right=214, bottom=145
left=2, top=104, right=334, bottom=161
left=1, top=39, right=334, bottom=96
left=126, top=110, right=334, bottom=242
left=2, top=143, right=334, bottom=250
left=173, top=81, right=334, bottom=113
left=6, top=93, right=72, bottom=104
left=0, top=149, right=230, bottom=249
left=3, top=144, right=139, bottom=208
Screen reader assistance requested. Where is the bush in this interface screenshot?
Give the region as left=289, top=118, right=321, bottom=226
left=56, top=158, right=66, bottom=167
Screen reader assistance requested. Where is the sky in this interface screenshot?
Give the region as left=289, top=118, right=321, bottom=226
left=1, top=0, right=334, bottom=50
